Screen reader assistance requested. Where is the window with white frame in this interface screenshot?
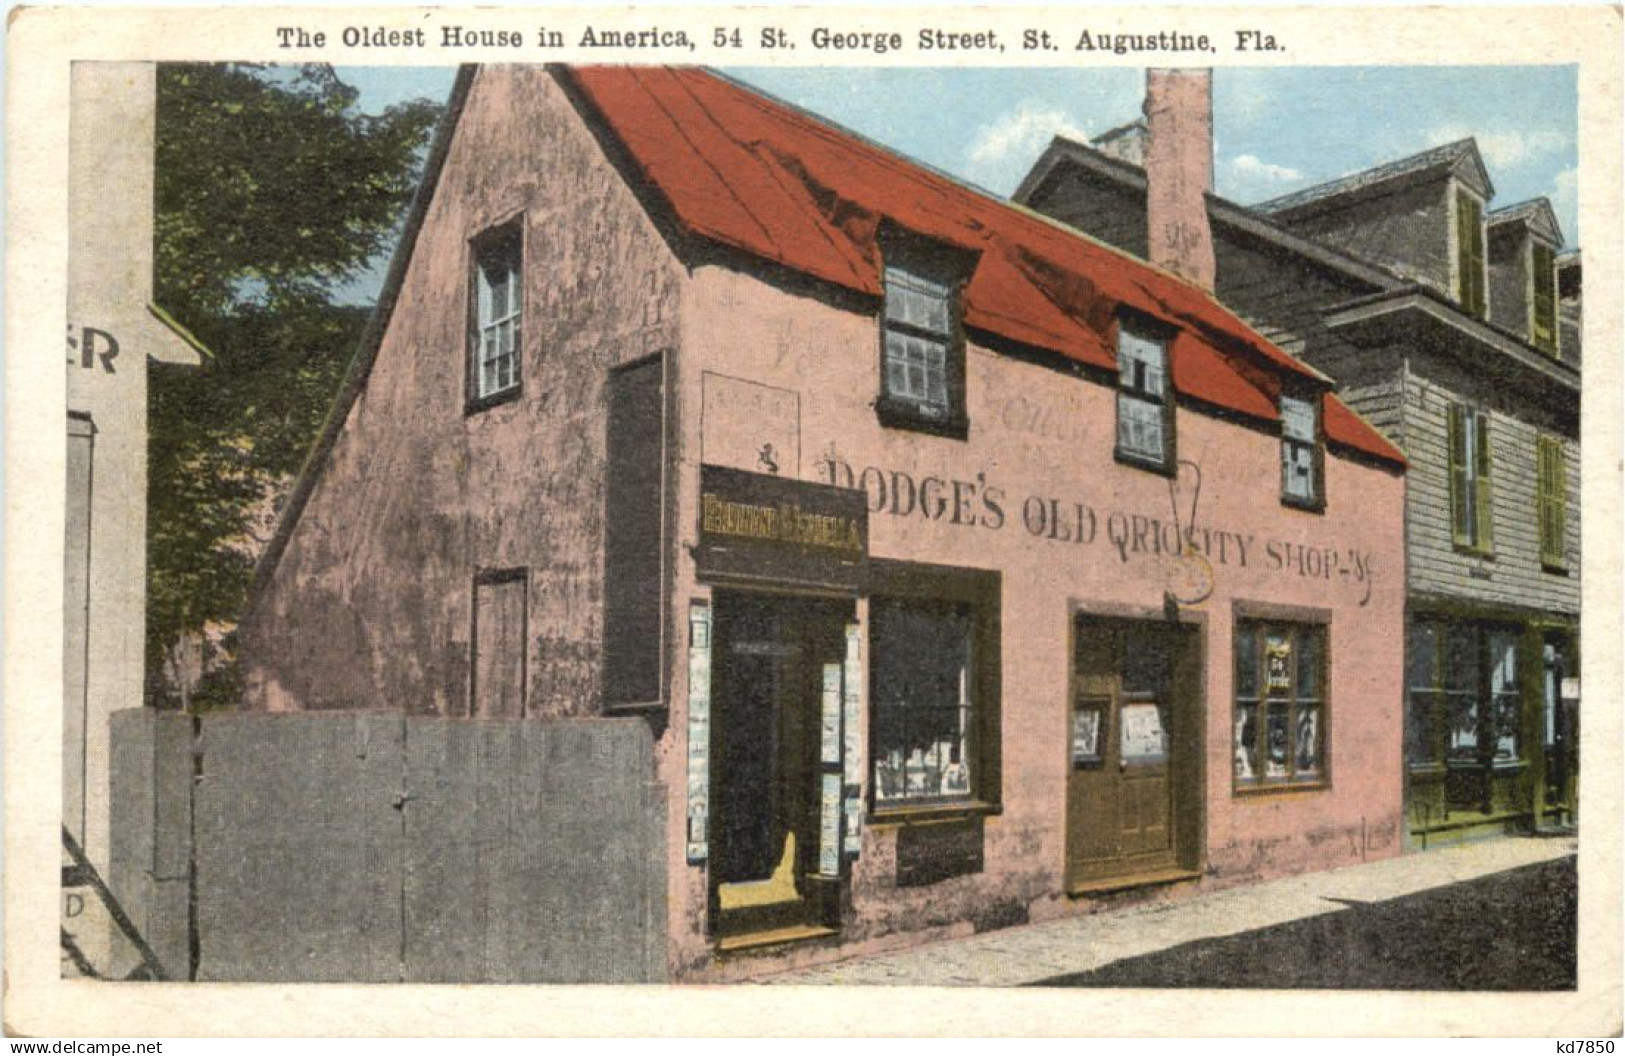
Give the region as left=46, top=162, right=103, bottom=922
left=469, top=221, right=523, bottom=407
left=1280, top=393, right=1322, bottom=508
left=1116, top=324, right=1173, bottom=469
left=882, top=264, right=952, bottom=417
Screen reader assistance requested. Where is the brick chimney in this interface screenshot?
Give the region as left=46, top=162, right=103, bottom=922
left=1143, top=68, right=1216, bottom=292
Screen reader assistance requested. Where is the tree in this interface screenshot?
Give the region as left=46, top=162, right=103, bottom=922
left=147, top=64, right=441, bottom=708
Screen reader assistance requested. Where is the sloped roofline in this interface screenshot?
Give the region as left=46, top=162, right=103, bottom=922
left=1014, top=135, right=1405, bottom=293
left=249, top=64, right=478, bottom=601
left=1488, top=197, right=1565, bottom=246
left=1253, top=137, right=1494, bottom=217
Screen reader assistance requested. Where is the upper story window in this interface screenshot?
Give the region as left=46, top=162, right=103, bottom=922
left=1455, top=189, right=1487, bottom=319
left=1115, top=322, right=1175, bottom=472
left=1280, top=392, right=1323, bottom=510
left=1448, top=403, right=1494, bottom=555
left=467, top=219, right=523, bottom=411
left=876, top=231, right=972, bottom=439
left=883, top=265, right=952, bottom=413
left=1530, top=242, right=1558, bottom=356
left=1537, top=434, right=1568, bottom=571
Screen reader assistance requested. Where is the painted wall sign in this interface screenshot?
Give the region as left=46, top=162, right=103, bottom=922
left=820, top=455, right=1378, bottom=604
left=696, top=464, right=868, bottom=591
left=685, top=601, right=712, bottom=865
left=66, top=323, right=120, bottom=373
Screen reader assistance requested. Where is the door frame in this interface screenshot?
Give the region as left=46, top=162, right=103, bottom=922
left=1064, top=602, right=1207, bottom=893
left=704, top=585, right=857, bottom=939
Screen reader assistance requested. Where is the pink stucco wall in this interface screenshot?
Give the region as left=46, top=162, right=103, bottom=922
left=242, top=67, right=683, bottom=716
left=660, top=265, right=1406, bottom=980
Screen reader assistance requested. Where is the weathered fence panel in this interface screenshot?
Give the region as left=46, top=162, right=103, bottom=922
left=109, top=708, right=667, bottom=983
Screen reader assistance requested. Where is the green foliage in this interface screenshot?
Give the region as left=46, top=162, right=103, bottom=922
left=146, top=64, right=440, bottom=708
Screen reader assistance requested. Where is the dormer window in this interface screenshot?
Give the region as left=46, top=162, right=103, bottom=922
left=884, top=266, right=951, bottom=413
left=1530, top=242, right=1558, bottom=355
left=876, top=232, right=971, bottom=439
left=1280, top=392, right=1323, bottom=510
left=1115, top=321, right=1174, bottom=472
left=1454, top=189, right=1487, bottom=318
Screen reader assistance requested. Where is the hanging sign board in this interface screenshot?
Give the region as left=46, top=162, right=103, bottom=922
left=685, top=601, right=712, bottom=864
left=696, top=464, right=868, bottom=592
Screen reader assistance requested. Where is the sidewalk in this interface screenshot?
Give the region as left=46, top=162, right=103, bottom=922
left=763, top=836, right=1578, bottom=986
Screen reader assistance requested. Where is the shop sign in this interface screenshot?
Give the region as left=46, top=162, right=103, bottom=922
left=697, top=464, right=868, bottom=591
left=685, top=601, right=712, bottom=865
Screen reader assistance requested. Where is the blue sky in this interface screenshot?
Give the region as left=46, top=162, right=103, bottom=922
left=333, top=64, right=1579, bottom=299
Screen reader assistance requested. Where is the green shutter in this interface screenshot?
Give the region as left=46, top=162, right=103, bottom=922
left=1539, top=436, right=1567, bottom=567
left=1448, top=404, right=1470, bottom=547
left=1531, top=243, right=1557, bottom=355
left=1474, top=411, right=1494, bottom=552
left=1456, top=191, right=1486, bottom=317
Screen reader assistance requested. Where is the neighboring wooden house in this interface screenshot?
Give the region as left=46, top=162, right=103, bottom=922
left=241, top=65, right=1408, bottom=980
left=65, top=62, right=208, bottom=972
left=1018, top=113, right=1581, bottom=848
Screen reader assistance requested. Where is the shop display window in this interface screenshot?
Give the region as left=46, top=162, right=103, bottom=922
left=1407, top=618, right=1526, bottom=770
left=871, top=599, right=975, bottom=806
left=1234, top=621, right=1325, bottom=789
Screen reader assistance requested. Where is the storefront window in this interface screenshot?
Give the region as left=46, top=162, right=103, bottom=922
left=1234, top=621, right=1325, bottom=788
left=1408, top=618, right=1526, bottom=769
left=872, top=599, right=975, bottom=806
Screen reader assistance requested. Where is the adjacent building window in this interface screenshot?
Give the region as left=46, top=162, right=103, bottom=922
left=1406, top=620, right=1522, bottom=770
left=1447, top=403, right=1494, bottom=554
left=1234, top=621, right=1325, bottom=788
left=1537, top=434, right=1568, bottom=571
left=468, top=220, right=523, bottom=409
left=1530, top=242, right=1558, bottom=356
left=471, top=569, right=527, bottom=718
left=1116, top=323, right=1174, bottom=471
left=872, top=598, right=975, bottom=806
left=1455, top=189, right=1487, bottom=318
left=1280, top=393, right=1323, bottom=509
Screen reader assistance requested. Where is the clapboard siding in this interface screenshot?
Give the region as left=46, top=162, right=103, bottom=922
left=1402, top=360, right=1579, bottom=616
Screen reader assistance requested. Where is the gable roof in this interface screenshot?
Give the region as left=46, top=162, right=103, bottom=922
left=564, top=66, right=1403, bottom=466
left=252, top=64, right=1405, bottom=601
left=1254, top=138, right=1494, bottom=218
left=1488, top=197, right=1565, bottom=246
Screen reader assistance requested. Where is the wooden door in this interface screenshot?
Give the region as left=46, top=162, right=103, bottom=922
left=1066, top=620, right=1180, bottom=890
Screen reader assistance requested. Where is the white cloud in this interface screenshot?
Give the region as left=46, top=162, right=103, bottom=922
left=1429, top=125, right=1572, bottom=170
left=967, top=101, right=1093, bottom=166
left=1230, top=154, right=1302, bottom=183
left=962, top=101, right=1096, bottom=192
left=1550, top=165, right=1579, bottom=243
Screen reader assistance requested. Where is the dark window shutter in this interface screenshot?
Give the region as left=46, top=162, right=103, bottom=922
left=1448, top=404, right=1469, bottom=547
left=1474, top=411, right=1494, bottom=552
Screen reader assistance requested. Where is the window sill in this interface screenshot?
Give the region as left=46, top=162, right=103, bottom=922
left=1451, top=543, right=1496, bottom=561
left=1281, top=493, right=1326, bottom=515
left=1541, top=561, right=1570, bottom=576
left=1113, top=446, right=1176, bottom=478
left=1446, top=757, right=1528, bottom=773
left=1234, top=780, right=1328, bottom=798
left=465, top=385, right=522, bottom=416
left=869, top=799, right=1000, bottom=827
left=875, top=397, right=969, bottom=440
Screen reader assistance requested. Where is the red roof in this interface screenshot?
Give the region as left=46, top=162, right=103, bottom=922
left=566, top=67, right=1405, bottom=469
